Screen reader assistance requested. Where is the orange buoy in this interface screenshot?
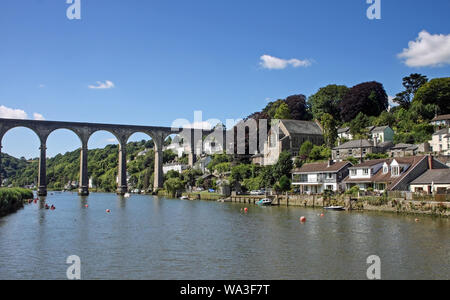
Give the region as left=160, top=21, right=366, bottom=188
left=84, top=204, right=89, bottom=208
left=320, top=213, right=325, bottom=217
left=300, top=216, right=307, bottom=223
left=415, top=218, right=420, bottom=222
left=244, top=208, right=248, bottom=213
left=106, top=209, right=111, bottom=213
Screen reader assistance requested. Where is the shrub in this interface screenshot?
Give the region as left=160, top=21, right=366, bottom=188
left=0, top=188, right=34, bottom=217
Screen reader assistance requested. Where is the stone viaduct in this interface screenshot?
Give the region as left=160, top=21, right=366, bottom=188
left=0, top=118, right=216, bottom=196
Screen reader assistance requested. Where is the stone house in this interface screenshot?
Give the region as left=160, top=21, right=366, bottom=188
left=390, top=143, right=430, bottom=158
left=292, top=161, right=352, bottom=194
left=332, top=139, right=393, bottom=161
left=263, top=119, right=324, bottom=166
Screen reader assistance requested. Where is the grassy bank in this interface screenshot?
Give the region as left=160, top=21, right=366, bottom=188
left=0, top=188, right=34, bottom=217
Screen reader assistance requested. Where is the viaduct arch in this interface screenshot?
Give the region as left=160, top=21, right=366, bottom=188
left=0, top=118, right=213, bottom=196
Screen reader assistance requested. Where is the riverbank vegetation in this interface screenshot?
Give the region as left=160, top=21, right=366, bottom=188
left=0, top=188, right=33, bottom=217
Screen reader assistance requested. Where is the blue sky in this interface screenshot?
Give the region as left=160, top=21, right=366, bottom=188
left=0, top=0, right=449, bottom=158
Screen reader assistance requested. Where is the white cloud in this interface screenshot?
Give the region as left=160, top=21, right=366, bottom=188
left=106, top=138, right=117, bottom=143
left=0, top=105, right=28, bottom=119
left=0, top=105, right=47, bottom=121
left=260, top=54, right=312, bottom=70
left=88, top=80, right=115, bottom=89
left=398, top=30, right=450, bottom=67
left=33, top=113, right=46, bottom=121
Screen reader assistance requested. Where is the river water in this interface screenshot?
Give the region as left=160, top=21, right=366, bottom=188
left=0, top=192, right=448, bottom=280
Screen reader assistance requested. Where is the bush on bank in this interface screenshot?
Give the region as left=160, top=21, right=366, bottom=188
left=0, top=188, right=34, bottom=217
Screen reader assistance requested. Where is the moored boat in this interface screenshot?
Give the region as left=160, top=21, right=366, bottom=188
left=324, top=206, right=345, bottom=211
left=256, top=198, right=273, bottom=206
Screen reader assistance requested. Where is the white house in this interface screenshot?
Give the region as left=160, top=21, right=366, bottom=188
left=337, top=126, right=394, bottom=143
left=344, top=156, right=447, bottom=192
left=163, top=163, right=189, bottom=174
left=429, top=128, right=450, bottom=155
left=292, top=161, right=352, bottom=194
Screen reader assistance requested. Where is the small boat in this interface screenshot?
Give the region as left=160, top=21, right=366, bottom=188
left=256, top=198, right=273, bottom=206
left=324, top=206, right=345, bottom=211
left=180, top=196, right=189, bottom=200
left=123, top=193, right=131, bottom=198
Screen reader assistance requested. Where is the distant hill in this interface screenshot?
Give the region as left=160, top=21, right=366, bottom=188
left=3, top=140, right=179, bottom=192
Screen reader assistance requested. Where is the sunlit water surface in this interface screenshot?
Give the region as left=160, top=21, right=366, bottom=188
left=0, top=192, right=449, bottom=280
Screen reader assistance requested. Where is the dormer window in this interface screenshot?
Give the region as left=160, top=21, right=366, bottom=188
left=363, top=168, right=369, bottom=175
left=391, top=166, right=400, bottom=177
left=383, top=163, right=389, bottom=174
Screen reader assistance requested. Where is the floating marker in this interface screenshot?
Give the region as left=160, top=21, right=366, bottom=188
left=300, top=216, right=307, bottom=223
left=106, top=209, right=111, bottom=213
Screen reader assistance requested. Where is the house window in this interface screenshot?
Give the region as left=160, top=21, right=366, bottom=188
left=327, top=173, right=333, bottom=179
left=362, top=148, right=367, bottom=155
left=336, top=150, right=340, bottom=157
left=363, top=168, right=369, bottom=175
left=383, top=165, right=389, bottom=174
left=392, top=166, right=400, bottom=177
left=351, top=169, right=357, bottom=176
left=348, top=149, right=353, bottom=156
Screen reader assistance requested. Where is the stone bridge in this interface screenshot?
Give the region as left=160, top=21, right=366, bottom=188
left=0, top=118, right=217, bottom=196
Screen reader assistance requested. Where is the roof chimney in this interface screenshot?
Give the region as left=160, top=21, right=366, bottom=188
left=328, top=159, right=334, bottom=167
left=428, top=155, right=433, bottom=170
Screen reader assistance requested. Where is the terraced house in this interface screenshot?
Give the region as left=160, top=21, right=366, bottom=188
left=343, top=156, right=448, bottom=192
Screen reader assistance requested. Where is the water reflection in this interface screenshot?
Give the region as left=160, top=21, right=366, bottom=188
left=0, top=193, right=448, bottom=280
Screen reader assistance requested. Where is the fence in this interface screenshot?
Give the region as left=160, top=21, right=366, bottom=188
left=387, top=191, right=450, bottom=202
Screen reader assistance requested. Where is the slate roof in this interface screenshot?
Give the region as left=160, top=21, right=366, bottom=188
left=279, top=120, right=323, bottom=136
left=293, top=161, right=352, bottom=173
left=391, top=143, right=414, bottom=150
left=411, top=169, right=450, bottom=185
left=334, top=139, right=374, bottom=149
left=344, top=156, right=429, bottom=190
left=338, top=127, right=350, bottom=134
left=433, top=128, right=450, bottom=136
left=371, top=126, right=390, bottom=133
left=432, top=114, right=450, bottom=122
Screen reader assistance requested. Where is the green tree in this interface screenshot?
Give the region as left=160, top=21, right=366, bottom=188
left=309, top=84, right=348, bottom=121
left=393, top=73, right=428, bottom=109
left=273, top=151, right=293, bottom=181
left=413, top=77, right=450, bottom=115
left=298, top=141, right=313, bottom=160
left=349, top=112, right=370, bottom=138
left=164, top=177, right=184, bottom=197
left=273, top=102, right=292, bottom=119
left=320, top=113, right=338, bottom=147
left=278, top=175, right=291, bottom=193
